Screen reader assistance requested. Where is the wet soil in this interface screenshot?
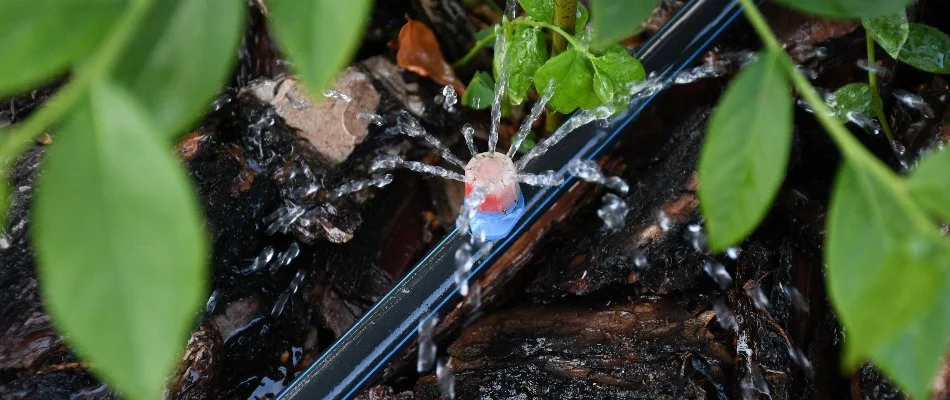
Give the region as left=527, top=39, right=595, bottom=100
left=2, top=1, right=950, bottom=400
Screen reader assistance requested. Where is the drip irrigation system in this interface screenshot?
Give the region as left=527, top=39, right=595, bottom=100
left=280, top=0, right=748, bottom=398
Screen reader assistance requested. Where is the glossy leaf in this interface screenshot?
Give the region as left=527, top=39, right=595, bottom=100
left=576, top=3, right=589, bottom=33
left=34, top=82, right=207, bottom=400
left=698, top=50, right=792, bottom=252
left=866, top=12, right=950, bottom=74
left=495, top=25, right=547, bottom=105
left=863, top=12, right=910, bottom=58
left=774, top=0, right=913, bottom=19
left=896, top=24, right=950, bottom=74
left=590, top=0, right=658, bottom=49
left=533, top=49, right=601, bottom=113
left=112, top=0, right=244, bottom=138
left=826, top=161, right=950, bottom=400
left=908, top=147, right=950, bottom=219
left=0, top=0, right=125, bottom=97
left=462, top=71, right=495, bottom=110
left=592, top=50, right=646, bottom=106
left=827, top=82, right=873, bottom=120
left=518, top=0, right=554, bottom=23
left=268, top=0, right=374, bottom=102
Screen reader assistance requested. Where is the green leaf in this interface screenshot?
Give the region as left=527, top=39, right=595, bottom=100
left=908, top=147, right=950, bottom=219
left=534, top=49, right=601, bottom=113
left=863, top=12, right=910, bottom=58
left=865, top=12, right=950, bottom=74
left=34, top=82, right=207, bottom=400
left=576, top=3, right=589, bottom=33
left=698, top=50, right=792, bottom=252
left=518, top=133, right=536, bottom=154
left=826, top=82, right=873, bottom=120
left=894, top=24, right=950, bottom=74
left=111, top=0, right=244, bottom=138
left=826, top=160, right=950, bottom=400
left=269, top=0, right=373, bottom=103
left=495, top=26, right=547, bottom=105
left=591, top=50, right=646, bottom=107
left=590, top=0, right=658, bottom=49
left=518, top=0, right=554, bottom=23
left=773, top=0, right=914, bottom=19
left=0, top=0, right=126, bottom=97
left=462, top=71, right=495, bottom=110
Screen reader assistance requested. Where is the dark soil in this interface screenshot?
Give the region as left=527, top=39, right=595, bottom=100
left=1, top=1, right=949, bottom=400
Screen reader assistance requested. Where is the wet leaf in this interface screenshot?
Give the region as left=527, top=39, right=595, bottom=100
left=576, top=3, right=589, bottom=33
left=534, top=49, right=601, bottom=113
left=826, top=160, right=950, bottom=400
left=866, top=12, right=950, bottom=74
left=908, top=147, right=950, bottom=219
left=592, top=50, right=646, bottom=106
left=394, top=19, right=465, bottom=95
left=268, top=0, right=373, bottom=101
left=590, top=0, right=658, bottom=49
left=827, top=82, right=873, bottom=120
left=462, top=71, right=495, bottom=110
left=34, top=82, right=207, bottom=400
left=863, top=12, right=910, bottom=58
left=774, top=0, right=913, bottom=19
left=518, top=0, right=554, bottom=22
left=894, top=24, right=950, bottom=74
left=698, top=50, right=792, bottom=252
left=112, top=0, right=244, bottom=138
left=0, top=0, right=125, bottom=97
left=495, top=25, right=547, bottom=105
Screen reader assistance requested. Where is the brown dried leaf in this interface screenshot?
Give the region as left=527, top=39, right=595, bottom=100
left=396, top=19, right=465, bottom=95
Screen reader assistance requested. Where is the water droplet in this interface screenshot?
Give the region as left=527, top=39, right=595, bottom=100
left=745, top=284, right=770, bottom=311
left=436, top=358, right=456, bottom=400
left=712, top=299, right=737, bottom=331
left=726, top=246, right=740, bottom=260
left=781, top=284, right=808, bottom=313
left=441, top=86, right=458, bottom=112
left=856, top=59, right=889, bottom=77
left=323, top=89, right=352, bottom=102
left=893, top=89, right=935, bottom=119
left=703, top=259, right=733, bottom=290
left=356, top=111, right=386, bottom=126
left=206, top=289, right=220, bottom=314
left=597, top=193, right=629, bottom=231
left=658, top=211, right=672, bottom=231
left=788, top=347, right=815, bottom=378
left=417, top=316, right=439, bottom=373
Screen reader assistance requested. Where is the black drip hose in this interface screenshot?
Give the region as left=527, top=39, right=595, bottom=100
left=279, top=0, right=746, bottom=398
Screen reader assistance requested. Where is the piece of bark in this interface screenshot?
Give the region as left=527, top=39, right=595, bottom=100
left=415, top=300, right=731, bottom=399
left=167, top=322, right=223, bottom=400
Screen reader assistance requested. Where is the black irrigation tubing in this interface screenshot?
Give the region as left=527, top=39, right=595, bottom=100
left=279, top=0, right=747, bottom=398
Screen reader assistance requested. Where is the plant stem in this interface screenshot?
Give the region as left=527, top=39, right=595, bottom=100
left=514, top=19, right=592, bottom=57
left=453, top=30, right=497, bottom=69
left=736, top=0, right=876, bottom=165
left=866, top=33, right=896, bottom=142
left=551, top=0, right=577, bottom=55
left=0, top=0, right=154, bottom=166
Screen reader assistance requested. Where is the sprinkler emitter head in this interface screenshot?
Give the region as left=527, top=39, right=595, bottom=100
left=463, top=152, right=524, bottom=239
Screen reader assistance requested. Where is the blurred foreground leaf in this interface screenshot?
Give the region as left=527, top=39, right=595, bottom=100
left=112, top=0, right=245, bottom=138
left=590, top=0, right=658, bottom=49
left=0, top=0, right=126, bottom=97
left=269, top=0, right=375, bottom=100
left=699, top=50, right=792, bottom=252
left=34, top=82, right=207, bottom=400
left=826, top=160, right=950, bottom=400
